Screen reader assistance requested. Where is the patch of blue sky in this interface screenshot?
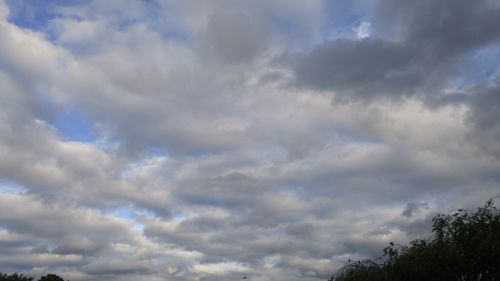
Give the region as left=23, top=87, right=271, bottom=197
left=111, top=206, right=144, bottom=233
left=107, top=204, right=157, bottom=220
left=0, top=179, right=26, bottom=195
left=6, top=0, right=85, bottom=30
left=108, top=204, right=155, bottom=232
left=52, top=105, right=97, bottom=143
left=5, top=0, right=88, bottom=45
left=111, top=204, right=136, bottom=220
left=148, top=146, right=168, bottom=158
left=322, top=0, right=372, bottom=42
left=172, top=211, right=186, bottom=222
left=137, top=208, right=156, bottom=219
left=469, top=46, right=500, bottom=81
left=7, top=0, right=192, bottom=47
left=454, top=45, right=500, bottom=91
left=31, top=88, right=100, bottom=144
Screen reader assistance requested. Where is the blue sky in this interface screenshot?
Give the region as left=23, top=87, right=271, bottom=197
left=1, top=1, right=500, bottom=281
left=52, top=105, right=96, bottom=142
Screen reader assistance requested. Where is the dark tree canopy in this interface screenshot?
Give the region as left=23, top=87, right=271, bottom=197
left=330, top=198, right=500, bottom=281
left=37, top=275, right=64, bottom=281
left=0, top=273, right=33, bottom=281
left=0, top=273, right=65, bottom=281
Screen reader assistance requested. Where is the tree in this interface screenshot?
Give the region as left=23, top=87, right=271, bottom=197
left=0, top=273, right=34, bottom=281
left=330, top=197, right=500, bottom=281
left=37, top=275, right=64, bottom=281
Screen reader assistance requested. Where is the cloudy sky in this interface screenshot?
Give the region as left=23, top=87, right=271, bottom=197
left=1, top=0, right=500, bottom=280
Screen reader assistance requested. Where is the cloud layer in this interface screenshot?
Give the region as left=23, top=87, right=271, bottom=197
left=0, top=1, right=499, bottom=280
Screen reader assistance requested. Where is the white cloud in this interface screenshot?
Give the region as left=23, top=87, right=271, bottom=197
left=354, top=21, right=371, bottom=39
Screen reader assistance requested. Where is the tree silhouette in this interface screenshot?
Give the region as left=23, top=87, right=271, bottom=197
left=0, top=274, right=65, bottom=281
left=0, top=273, right=33, bottom=281
left=37, top=275, right=64, bottom=281
left=330, top=197, right=500, bottom=281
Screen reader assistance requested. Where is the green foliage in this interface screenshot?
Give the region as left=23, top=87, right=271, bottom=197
left=0, top=273, right=65, bottom=281
left=37, top=275, right=64, bottom=281
left=0, top=273, right=34, bottom=281
left=330, top=198, right=500, bottom=281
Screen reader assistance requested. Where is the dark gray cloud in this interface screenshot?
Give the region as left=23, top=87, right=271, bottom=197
left=401, top=202, right=429, bottom=218
left=200, top=11, right=267, bottom=63
left=377, top=0, right=500, bottom=54
left=293, top=39, right=426, bottom=100
left=286, top=222, right=315, bottom=238
left=52, top=235, right=100, bottom=256
left=464, top=75, right=500, bottom=156
left=293, top=0, right=500, bottom=102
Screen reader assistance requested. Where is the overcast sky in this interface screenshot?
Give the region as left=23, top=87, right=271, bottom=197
left=1, top=0, right=500, bottom=280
